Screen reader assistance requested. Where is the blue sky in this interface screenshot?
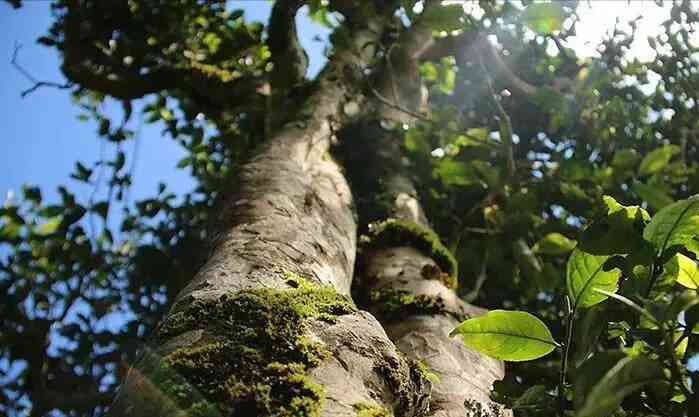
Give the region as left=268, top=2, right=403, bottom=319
left=0, top=1, right=329, bottom=222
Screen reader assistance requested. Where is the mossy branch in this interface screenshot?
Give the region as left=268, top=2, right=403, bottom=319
left=364, top=218, right=458, bottom=286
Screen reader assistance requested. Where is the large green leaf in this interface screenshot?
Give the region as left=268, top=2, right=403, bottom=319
left=450, top=310, right=557, bottom=361
left=533, top=232, right=577, bottom=255
left=638, top=144, right=680, bottom=176
left=643, top=196, right=699, bottom=254
left=662, top=252, right=699, bottom=289
left=577, top=355, right=662, bottom=417
left=521, top=3, right=564, bottom=34
left=566, top=249, right=621, bottom=309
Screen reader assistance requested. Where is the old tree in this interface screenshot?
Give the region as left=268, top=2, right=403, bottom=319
left=3, top=0, right=699, bottom=416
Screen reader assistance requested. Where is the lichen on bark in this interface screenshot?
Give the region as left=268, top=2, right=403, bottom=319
left=128, top=276, right=356, bottom=417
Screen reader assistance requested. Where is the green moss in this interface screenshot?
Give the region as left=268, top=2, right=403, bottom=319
left=368, top=288, right=448, bottom=322
left=365, top=218, right=458, bottom=287
left=376, top=356, right=431, bottom=417
left=353, top=402, right=393, bottom=417
left=141, top=276, right=356, bottom=417
left=414, top=360, right=440, bottom=384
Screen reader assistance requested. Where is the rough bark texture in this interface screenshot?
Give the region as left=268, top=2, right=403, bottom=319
left=109, top=10, right=435, bottom=417
left=346, top=124, right=510, bottom=417
left=110, top=3, right=509, bottom=417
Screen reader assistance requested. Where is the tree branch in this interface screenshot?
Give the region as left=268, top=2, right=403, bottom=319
left=11, top=43, right=72, bottom=98
left=268, top=0, right=307, bottom=90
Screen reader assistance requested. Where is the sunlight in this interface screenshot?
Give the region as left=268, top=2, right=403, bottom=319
left=571, top=0, right=672, bottom=61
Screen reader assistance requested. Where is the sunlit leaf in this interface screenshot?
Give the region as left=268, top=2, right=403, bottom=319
left=522, top=3, right=564, bottom=34
left=662, top=252, right=699, bottom=289
left=450, top=310, right=557, bottom=361
left=567, top=249, right=621, bottom=309
left=0, top=215, right=21, bottom=240
left=643, top=195, right=699, bottom=254
left=533, top=232, right=577, bottom=255
left=34, top=216, right=62, bottom=236
left=638, top=144, right=680, bottom=176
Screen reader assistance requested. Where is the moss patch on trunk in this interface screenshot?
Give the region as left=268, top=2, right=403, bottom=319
left=364, top=218, right=458, bottom=288
left=134, top=276, right=356, bottom=417
left=352, top=402, right=394, bottom=417
left=368, top=288, right=448, bottom=322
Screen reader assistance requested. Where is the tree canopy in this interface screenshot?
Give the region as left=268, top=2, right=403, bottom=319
left=2, top=1, right=699, bottom=416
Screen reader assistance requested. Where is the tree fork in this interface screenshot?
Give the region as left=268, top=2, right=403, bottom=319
left=109, top=7, right=433, bottom=417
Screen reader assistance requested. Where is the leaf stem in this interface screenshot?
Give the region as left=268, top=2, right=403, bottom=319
left=661, top=322, right=693, bottom=398
left=558, top=295, right=574, bottom=416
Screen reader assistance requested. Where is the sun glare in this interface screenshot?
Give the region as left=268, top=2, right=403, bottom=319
left=571, top=0, right=672, bottom=61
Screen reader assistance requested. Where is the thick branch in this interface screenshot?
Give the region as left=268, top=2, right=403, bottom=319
left=424, top=33, right=539, bottom=100
left=268, top=0, right=307, bottom=90
left=346, top=122, right=510, bottom=417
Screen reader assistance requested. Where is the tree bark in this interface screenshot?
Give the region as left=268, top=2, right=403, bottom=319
left=344, top=122, right=510, bottom=417
left=109, top=11, right=433, bottom=417
left=109, top=4, right=508, bottom=417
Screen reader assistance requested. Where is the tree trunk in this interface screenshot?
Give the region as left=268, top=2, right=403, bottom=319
left=109, top=5, right=508, bottom=417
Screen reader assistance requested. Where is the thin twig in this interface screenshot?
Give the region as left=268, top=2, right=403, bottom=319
left=370, top=86, right=429, bottom=121
left=479, top=50, right=516, bottom=179
left=558, top=295, right=574, bottom=416
left=11, top=43, right=72, bottom=98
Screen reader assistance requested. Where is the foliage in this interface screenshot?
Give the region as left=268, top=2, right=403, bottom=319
left=453, top=195, right=699, bottom=416
left=2, top=0, right=699, bottom=417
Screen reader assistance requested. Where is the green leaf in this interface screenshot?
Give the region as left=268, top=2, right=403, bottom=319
left=638, top=144, right=680, bottom=176
left=159, top=108, right=174, bottom=121
left=434, top=159, right=479, bottom=187
left=574, top=351, right=627, bottom=410
left=176, top=157, right=192, bottom=169
left=662, top=252, right=699, bottom=289
left=631, top=181, right=673, bottom=211
left=576, top=355, right=662, bottom=417
left=512, top=385, right=555, bottom=412
left=71, top=162, right=93, bottom=183
left=450, top=310, right=557, bottom=361
left=0, top=215, right=22, bottom=240
left=533, top=232, right=577, bottom=255
left=92, top=201, right=110, bottom=220
left=34, top=216, right=62, bottom=236
left=566, top=249, right=621, bottom=309
left=578, top=196, right=650, bottom=255
left=522, top=3, right=564, bottom=34
left=22, top=186, right=42, bottom=205
left=602, top=195, right=650, bottom=222
left=420, top=4, right=463, bottom=31
left=572, top=304, right=608, bottom=366
left=611, top=149, right=641, bottom=170
left=643, top=195, right=699, bottom=254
